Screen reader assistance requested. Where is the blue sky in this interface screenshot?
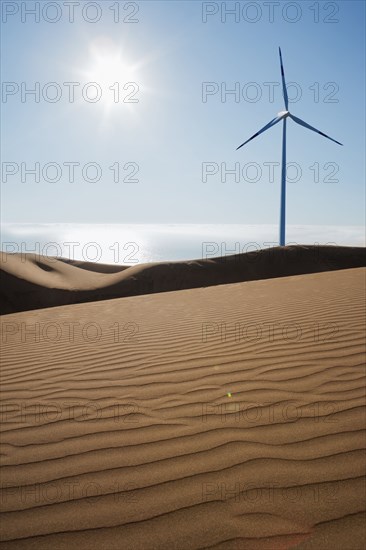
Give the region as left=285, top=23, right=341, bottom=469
left=1, top=0, right=365, bottom=227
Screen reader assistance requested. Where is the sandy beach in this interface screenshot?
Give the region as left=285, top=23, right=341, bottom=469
left=0, top=247, right=365, bottom=549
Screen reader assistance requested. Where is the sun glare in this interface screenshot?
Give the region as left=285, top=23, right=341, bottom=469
left=80, top=39, right=140, bottom=114
left=88, top=53, right=134, bottom=87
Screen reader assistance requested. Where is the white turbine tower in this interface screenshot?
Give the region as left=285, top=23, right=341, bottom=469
left=237, top=48, right=343, bottom=246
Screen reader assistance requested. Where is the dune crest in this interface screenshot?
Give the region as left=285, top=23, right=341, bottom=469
left=1, top=245, right=365, bottom=314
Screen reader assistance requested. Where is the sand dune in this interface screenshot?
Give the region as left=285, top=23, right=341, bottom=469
left=1, top=245, right=365, bottom=314
left=1, top=265, right=365, bottom=549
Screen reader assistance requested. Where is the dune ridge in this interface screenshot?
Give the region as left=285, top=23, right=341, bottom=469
left=1, top=265, right=365, bottom=548
left=1, top=245, right=365, bottom=314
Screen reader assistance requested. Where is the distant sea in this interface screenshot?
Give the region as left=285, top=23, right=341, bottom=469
left=1, top=224, right=365, bottom=265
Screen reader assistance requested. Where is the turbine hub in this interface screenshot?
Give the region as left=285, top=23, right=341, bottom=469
left=278, top=110, right=289, bottom=117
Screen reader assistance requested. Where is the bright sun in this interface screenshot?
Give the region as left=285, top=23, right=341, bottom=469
left=88, top=53, right=134, bottom=87
left=81, top=39, right=139, bottom=113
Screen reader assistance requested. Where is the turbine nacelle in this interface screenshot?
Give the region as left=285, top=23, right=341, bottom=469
left=277, top=110, right=290, bottom=118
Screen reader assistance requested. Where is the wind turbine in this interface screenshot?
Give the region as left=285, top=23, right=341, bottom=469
left=236, top=48, right=343, bottom=246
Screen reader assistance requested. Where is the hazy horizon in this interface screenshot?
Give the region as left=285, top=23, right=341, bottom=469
left=1, top=222, right=364, bottom=264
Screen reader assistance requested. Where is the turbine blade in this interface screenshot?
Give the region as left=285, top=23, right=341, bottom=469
left=289, top=114, right=343, bottom=146
left=279, top=47, right=289, bottom=110
left=236, top=116, right=283, bottom=150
